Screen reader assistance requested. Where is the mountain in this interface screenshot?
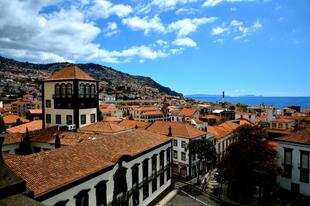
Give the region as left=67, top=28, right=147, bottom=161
left=0, top=56, right=182, bottom=98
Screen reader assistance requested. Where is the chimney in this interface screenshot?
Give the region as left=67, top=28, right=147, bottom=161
left=168, top=126, right=172, bottom=137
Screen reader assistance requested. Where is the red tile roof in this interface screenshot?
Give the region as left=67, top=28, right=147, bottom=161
left=3, top=115, right=29, bottom=125
left=118, top=120, right=151, bottom=129
left=6, top=120, right=42, bottom=134
left=147, top=121, right=206, bottom=139
left=207, top=122, right=240, bottom=140
left=178, top=108, right=198, bottom=117
left=45, top=66, right=95, bottom=81
left=141, top=111, right=164, bottom=116
left=4, top=130, right=171, bottom=197
left=276, top=128, right=310, bottom=145
left=79, top=121, right=130, bottom=134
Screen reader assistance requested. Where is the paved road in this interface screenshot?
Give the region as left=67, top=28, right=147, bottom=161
left=166, top=181, right=222, bottom=206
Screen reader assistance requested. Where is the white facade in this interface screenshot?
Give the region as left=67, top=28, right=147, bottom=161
left=235, top=112, right=256, bottom=124
left=277, top=141, right=310, bottom=197
left=41, top=141, right=172, bottom=206
left=215, top=133, right=237, bottom=160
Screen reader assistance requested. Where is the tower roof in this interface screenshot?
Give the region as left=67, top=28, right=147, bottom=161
left=45, top=66, right=96, bottom=81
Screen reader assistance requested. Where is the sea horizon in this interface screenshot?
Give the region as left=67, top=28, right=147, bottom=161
left=185, top=94, right=310, bottom=110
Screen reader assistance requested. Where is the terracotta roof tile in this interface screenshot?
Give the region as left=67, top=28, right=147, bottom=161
left=147, top=121, right=206, bottom=139
left=2, top=133, right=24, bottom=145
left=79, top=121, right=130, bottom=134
left=276, top=128, right=310, bottom=145
left=4, top=130, right=171, bottom=197
left=6, top=120, right=42, bottom=134
left=178, top=108, right=198, bottom=117
left=118, top=120, right=151, bottom=129
left=141, top=111, right=164, bottom=116
left=45, top=66, right=95, bottom=81
left=207, top=122, right=240, bottom=140
left=103, top=116, right=122, bottom=122
left=3, top=115, right=29, bottom=124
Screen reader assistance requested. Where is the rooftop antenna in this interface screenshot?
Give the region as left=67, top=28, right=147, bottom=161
left=222, top=91, right=225, bottom=103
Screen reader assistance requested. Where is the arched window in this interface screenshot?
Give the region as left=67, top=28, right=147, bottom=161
left=75, top=189, right=90, bottom=206
left=67, top=84, right=72, bottom=98
left=55, top=84, right=60, bottom=98
left=79, top=84, right=85, bottom=98
left=95, top=180, right=108, bottom=206
left=61, top=84, right=66, bottom=98
left=91, top=84, right=96, bottom=98
left=85, top=84, right=90, bottom=98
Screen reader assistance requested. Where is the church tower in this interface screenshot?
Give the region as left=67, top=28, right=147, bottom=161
left=42, top=66, right=99, bottom=129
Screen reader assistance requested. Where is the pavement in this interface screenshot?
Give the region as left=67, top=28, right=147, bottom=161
left=156, top=181, right=222, bottom=206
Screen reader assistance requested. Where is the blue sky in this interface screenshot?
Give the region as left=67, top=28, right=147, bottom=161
left=0, top=0, right=309, bottom=96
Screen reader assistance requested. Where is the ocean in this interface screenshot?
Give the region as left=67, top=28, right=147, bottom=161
left=186, top=95, right=310, bottom=110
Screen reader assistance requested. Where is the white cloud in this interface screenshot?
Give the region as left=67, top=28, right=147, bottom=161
left=103, top=22, right=119, bottom=37
left=175, top=7, right=198, bottom=15
left=87, top=0, right=132, bottom=19
left=172, top=37, right=197, bottom=47
left=211, top=26, right=228, bottom=35
left=214, top=38, right=224, bottom=43
left=156, top=39, right=168, bottom=45
left=203, top=0, right=255, bottom=7
left=231, top=19, right=262, bottom=40
left=122, top=15, right=165, bottom=35
left=168, top=17, right=217, bottom=37
left=0, top=0, right=179, bottom=63
left=230, top=7, right=237, bottom=11
left=138, top=0, right=198, bottom=13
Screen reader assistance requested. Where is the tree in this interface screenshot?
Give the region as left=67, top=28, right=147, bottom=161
left=217, top=125, right=281, bottom=203
left=55, top=134, right=61, bottom=149
left=19, top=127, right=32, bottom=155
left=188, top=139, right=217, bottom=181
left=0, top=116, right=5, bottom=133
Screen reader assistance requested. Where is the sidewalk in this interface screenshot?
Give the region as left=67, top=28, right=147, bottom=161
left=155, top=189, right=179, bottom=206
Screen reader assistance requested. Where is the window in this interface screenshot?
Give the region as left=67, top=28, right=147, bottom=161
left=152, top=155, right=157, bottom=175
left=173, top=139, right=177, bottom=147
left=46, top=100, right=51, bottom=108
left=181, top=141, right=186, bottom=148
left=272, top=123, right=277, bottom=128
left=173, top=150, right=178, bottom=159
left=75, top=189, right=90, bottom=206
left=181, top=152, right=186, bottom=161
left=55, top=84, right=60, bottom=98
left=67, top=84, right=73, bottom=98
left=160, top=151, right=164, bottom=170
left=279, top=123, right=283, bottom=129
left=192, top=153, right=196, bottom=161
left=300, top=151, right=309, bottom=183
left=167, top=167, right=171, bottom=181
left=79, top=84, right=85, bottom=98
left=166, top=147, right=171, bottom=164
left=61, top=84, right=66, bottom=98
left=56, top=114, right=61, bottom=124
left=152, top=177, right=157, bottom=193
left=95, top=181, right=107, bottom=206
left=142, top=159, right=149, bottom=199
left=66, top=115, right=73, bottom=125
left=81, top=115, right=86, bottom=125
left=132, top=164, right=139, bottom=187
left=283, top=148, right=293, bottom=178
left=85, top=84, right=90, bottom=98
left=160, top=173, right=164, bottom=186
left=46, top=114, right=51, bottom=124
left=91, top=113, right=96, bottom=123
left=91, top=84, right=96, bottom=98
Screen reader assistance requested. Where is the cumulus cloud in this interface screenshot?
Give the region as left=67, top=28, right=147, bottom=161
left=175, top=8, right=198, bottom=15
left=138, top=0, right=198, bottom=13
left=211, top=27, right=229, bottom=35
left=103, top=22, right=119, bottom=37
left=231, top=19, right=262, bottom=40
left=203, top=0, right=255, bottom=7
left=168, top=17, right=217, bottom=37
left=87, top=0, right=132, bottom=19
left=122, top=15, right=165, bottom=35
left=172, top=37, right=197, bottom=47
left=0, top=0, right=178, bottom=63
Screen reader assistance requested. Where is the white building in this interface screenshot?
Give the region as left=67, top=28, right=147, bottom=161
left=235, top=111, right=257, bottom=124
left=4, top=129, right=173, bottom=206
left=276, top=128, right=310, bottom=196
left=42, top=66, right=99, bottom=130
left=147, top=121, right=214, bottom=178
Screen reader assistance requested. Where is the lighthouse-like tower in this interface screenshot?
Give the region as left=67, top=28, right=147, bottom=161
left=42, top=66, right=99, bottom=129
